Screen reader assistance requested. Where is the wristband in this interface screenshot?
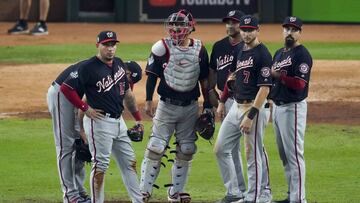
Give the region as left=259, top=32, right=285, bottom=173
left=81, top=103, right=89, bottom=112
left=247, top=107, right=259, bottom=120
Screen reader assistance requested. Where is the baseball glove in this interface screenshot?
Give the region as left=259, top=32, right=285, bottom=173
left=75, top=139, right=92, bottom=163
left=127, top=124, right=144, bottom=142
left=194, top=111, right=215, bottom=140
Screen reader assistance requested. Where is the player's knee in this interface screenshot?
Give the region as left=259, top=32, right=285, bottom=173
left=176, top=143, right=197, bottom=161
left=145, top=137, right=167, bottom=160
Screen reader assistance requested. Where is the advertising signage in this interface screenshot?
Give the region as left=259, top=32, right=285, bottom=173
left=140, top=0, right=259, bottom=22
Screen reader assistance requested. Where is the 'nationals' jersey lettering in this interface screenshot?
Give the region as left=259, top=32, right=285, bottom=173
left=217, top=54, right=234, bottom=70
left=96, top=67, right=125, bottom=92
left=236, top=56, right=254, bottom=70
left=272, top=56, right=292, bottom=70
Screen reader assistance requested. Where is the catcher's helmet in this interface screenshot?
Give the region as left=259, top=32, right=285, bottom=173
left=194, top=111, right=215, bottom=140
left=165, top=9, right=195, bottom=45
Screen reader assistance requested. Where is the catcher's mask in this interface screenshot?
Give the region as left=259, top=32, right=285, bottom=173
left=195, top=111, right=215, bottom=141
left=165, top=9, right=195, bottom=45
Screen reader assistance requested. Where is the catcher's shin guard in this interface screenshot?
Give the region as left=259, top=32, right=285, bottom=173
left=140, top=157, right=161, bottom=195
left=170, top=158, right=191, bottom=196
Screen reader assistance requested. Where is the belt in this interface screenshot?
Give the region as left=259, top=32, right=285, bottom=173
left=160, top=97, right=197, bottom=107
left=273, top=100, right=289, bottom=106
left=235, top=99, right=253, bottom=104
left=100, top=112, right=121, bottom=119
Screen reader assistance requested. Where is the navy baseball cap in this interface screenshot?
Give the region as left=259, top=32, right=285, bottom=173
left=97, top=30, right=119, bottom=44
left=282, top=16, right=303, bottom=30
left=125, top=61, right=142, bottom=84
left=222, top=10, right=245, bottom=23
left=239, top=15, right=259, bottom=29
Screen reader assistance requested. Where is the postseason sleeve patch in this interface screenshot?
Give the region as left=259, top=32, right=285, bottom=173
left=148, top=55, right=154, bottom=65
left=70, top=71, right=78, bottom=79
left=299, top=63, right=309, bottom=74
left=261, top=67, right=271, bottom=77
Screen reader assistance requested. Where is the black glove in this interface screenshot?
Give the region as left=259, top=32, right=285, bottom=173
left=194, top=111, right=215, bottom=140
left=127, top=124, right=144, bottom=142
left=75, top=139, right=92, bottom=163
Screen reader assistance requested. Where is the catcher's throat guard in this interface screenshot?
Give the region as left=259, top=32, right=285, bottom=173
left=194, top=111, right=215, bottom=140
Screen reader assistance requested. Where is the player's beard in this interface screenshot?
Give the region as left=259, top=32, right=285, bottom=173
left=285, top=35, right=296, bottom=48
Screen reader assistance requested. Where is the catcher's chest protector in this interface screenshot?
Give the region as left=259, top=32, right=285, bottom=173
left=163, top=38, right=202, bottom=92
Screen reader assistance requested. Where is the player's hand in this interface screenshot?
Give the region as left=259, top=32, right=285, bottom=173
left=217, top=102, right=226, bottom=120
left=85, top=107, right=104, bottom=120
left=240, top=117, right=253, bottom=134
left=271, top=66, right=281, bottom=79
left=145, top=101, right=154, bottom=118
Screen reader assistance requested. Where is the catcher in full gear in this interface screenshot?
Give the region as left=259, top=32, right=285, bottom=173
left=141, top=9, right=215, bottom=203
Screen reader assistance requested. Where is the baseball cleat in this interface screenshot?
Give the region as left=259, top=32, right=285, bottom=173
left=142, top=192, right=151, bottom=203
left=7, top=21, right=29, bottom=34
left=30, top=22, right=49, bottom=36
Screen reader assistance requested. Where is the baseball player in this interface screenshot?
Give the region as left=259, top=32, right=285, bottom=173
left=269, top=16, right=313, bottom=203
left=215, top=15, right=272, bottom=203
left=60, top=31, right=145, bottom=203
left=47, top=64, right=92, bottom=203
left=140, top=9, right=213, bottom=202
left=209, top=10, right=247, bottom=199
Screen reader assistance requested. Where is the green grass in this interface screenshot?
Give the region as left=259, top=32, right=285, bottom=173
left=0, top=119, right=359, bottom=202
left=0, top=42, right=360, bottom=64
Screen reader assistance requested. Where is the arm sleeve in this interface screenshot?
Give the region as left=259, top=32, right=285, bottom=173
left=146, top=73, right=157, bottom=101
left=199, top=46, right=210, bottom=80
left=209, top=44, right=217, bottom=71
left=279, top=75, right=306, bottom=90
left=60, top=84, right=88, bottom=111
left=219, top=82, right=230, bottom=103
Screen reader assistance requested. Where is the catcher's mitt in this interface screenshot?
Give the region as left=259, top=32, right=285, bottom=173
left=194, top=111, right=215, bottom=140
left=127, top=124, right=144, bottom=142
left=75, top=139, right=92, bottom=163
